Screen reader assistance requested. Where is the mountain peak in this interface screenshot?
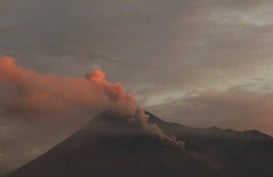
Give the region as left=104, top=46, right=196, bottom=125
left=5, top=112, right=212, bottom=177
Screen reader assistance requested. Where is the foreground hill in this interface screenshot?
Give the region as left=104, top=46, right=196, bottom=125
left=5, top=111, right=273, bottom=177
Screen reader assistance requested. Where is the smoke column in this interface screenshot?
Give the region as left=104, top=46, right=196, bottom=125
left=0, top=56, right=184, bottom=148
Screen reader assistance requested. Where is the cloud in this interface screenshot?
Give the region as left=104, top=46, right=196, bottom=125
left=0, top=55, right=136, bottom=174
left=0, top=56, right=183, bottom=175
left=0, top=56, right=137, bottom=118
left=0, top=56, right=182, bottom=143
left=2, top=0, right=273, bottom=100
left=148, top=87, right=273, bottom=136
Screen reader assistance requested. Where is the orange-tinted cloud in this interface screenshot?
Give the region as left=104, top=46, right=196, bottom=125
left=0, top=56, right=137, bottom=118
left=0, top=56, right=183, bottom=148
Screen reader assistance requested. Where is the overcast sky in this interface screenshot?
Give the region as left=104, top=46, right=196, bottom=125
left=1, top=0, right=273, bottom=175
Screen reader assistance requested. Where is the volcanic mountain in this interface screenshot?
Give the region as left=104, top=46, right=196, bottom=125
left=5, top=112, right=273, bottom=177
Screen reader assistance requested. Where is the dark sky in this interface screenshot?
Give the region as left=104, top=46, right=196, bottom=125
left=1, top=0, right=273, bottom=175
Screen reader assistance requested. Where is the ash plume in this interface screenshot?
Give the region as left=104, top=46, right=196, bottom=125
left=0, top=56, right=184, bottom=148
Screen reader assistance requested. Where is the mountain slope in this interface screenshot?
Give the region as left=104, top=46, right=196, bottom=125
left=5, top=112, right=214, bottom=177
left=5, top=111, right=273, bottom=177
left=147, top=112, right=273, bottom=177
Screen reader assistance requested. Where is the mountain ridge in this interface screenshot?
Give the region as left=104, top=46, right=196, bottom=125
left=4, top=111, right=273, bottom=177
left=146, top=111, right=272, bottom=139
left=5, top=111, right=214, bottom=177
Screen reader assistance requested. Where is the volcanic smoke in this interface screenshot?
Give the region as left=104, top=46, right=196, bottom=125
left=0, top=56, right=184, bottom=148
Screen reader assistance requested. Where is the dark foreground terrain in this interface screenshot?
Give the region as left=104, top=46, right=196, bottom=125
left=5, top=112, right=273, bottom=177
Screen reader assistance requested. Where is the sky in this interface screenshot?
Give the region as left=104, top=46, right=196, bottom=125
left=1, top=0, right=273, bottom=175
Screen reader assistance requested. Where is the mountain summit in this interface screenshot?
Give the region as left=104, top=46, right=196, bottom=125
left=5, top=111, right=273, bottom=177
left=5, top=112, right=213, bottom=177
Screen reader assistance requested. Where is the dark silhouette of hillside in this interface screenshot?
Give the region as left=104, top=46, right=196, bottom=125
left=5, top=111, right=273, bottom=177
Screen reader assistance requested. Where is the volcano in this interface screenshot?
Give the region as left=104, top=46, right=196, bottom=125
left=5, top=112, right=273, bottom=177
